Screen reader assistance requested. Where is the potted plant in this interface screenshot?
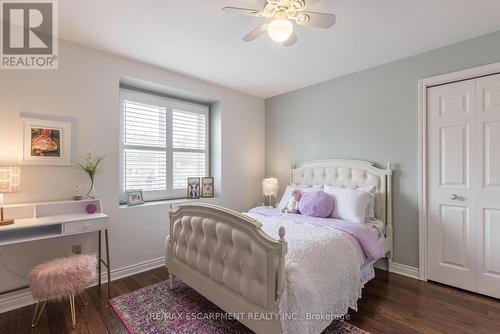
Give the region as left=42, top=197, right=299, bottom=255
left=76, top=152, right=104, bottom=199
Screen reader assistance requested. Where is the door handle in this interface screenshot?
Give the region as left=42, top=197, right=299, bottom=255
left=450, top=194, right=459, bottom=200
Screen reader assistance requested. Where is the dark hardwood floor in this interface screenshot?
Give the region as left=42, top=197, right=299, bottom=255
left=1, top=267, right=499, bottom=334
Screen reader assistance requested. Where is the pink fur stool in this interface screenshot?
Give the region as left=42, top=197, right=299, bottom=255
left=29, top=254, right=97, bottom=328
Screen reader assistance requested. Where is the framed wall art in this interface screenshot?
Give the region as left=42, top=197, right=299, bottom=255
left=19, top=117, right=72, bottom=166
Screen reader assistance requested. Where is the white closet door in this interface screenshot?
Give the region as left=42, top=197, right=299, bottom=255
left=428, top=79, right=477, bottom=291
left=475, top=73, right=500, bottom=298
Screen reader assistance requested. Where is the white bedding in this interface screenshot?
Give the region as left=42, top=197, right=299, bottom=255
left=246, top=209, right=370, bottom=334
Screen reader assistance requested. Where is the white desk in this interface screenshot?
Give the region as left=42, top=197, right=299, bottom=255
left=0, top=199, right=111, bottom=298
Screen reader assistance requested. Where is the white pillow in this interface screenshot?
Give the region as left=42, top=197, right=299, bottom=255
left=324, top=185, right=370, bottom=224
left=358, top=185, right=376, bottom=218
left=277, top=184, right=322, bottom=211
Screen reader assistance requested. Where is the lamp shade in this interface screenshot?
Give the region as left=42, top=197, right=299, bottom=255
left=262, top=178, right=278, bottom=197
left=0, top=166, right=21, bottom=193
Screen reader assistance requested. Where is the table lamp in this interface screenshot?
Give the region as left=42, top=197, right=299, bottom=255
left=262, top=178, right=278, bottom=207
left=0, top=166, right=21, bottom=226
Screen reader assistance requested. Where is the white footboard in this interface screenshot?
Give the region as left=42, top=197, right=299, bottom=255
left=166, top=204, right=287, bottom=334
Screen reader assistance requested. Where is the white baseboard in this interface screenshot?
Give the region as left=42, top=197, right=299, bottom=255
left=0, top=256, right=166, bottom=314
left=98, top=256, right=165, bottom=283
left=0, top=290, right=34, bottom=315
left=374, top=260, right=420, bottom=280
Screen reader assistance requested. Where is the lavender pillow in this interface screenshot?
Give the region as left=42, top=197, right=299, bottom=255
left=298, top=191, right=334, bottom=218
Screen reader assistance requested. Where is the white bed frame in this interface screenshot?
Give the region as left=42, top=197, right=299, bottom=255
left=166, top=159, right=392, bottom=334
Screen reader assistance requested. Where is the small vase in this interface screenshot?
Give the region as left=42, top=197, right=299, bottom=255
left=87, top=181, right=98, bottom=199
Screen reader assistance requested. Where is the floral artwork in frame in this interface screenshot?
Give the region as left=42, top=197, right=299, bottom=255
left=19, top=117, right=72, bottom=165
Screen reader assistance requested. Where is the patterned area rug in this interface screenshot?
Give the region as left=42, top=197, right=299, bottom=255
left=110, top=280, right=369, bottom=334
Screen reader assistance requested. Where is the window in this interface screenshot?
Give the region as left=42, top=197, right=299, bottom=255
left=120, top=88, right=209, bottom=202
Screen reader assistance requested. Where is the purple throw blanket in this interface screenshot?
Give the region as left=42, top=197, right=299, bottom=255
left=248, top=206, right=385, bottom=262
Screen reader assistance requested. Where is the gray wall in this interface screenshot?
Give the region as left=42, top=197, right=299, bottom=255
left=265, top=30, right=500, bottom=268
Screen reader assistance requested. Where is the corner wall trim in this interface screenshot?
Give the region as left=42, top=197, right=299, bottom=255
left=0, top=256, right=166, bottom=314
left=374, top=260, right=420, bottom=280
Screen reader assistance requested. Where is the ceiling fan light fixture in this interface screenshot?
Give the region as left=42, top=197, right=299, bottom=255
left=223, top=0, right=336, bottom=46
left=267, top=19, right=293, bottom=43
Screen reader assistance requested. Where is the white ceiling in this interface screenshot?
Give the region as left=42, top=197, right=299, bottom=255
left=59, top=0, right=500, bottom=98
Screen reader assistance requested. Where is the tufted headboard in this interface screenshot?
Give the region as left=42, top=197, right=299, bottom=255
left=290, top=159, right=392, bottom=232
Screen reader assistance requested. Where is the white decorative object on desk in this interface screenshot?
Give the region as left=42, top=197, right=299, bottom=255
left=73, top=185, right=83, bottom=201
left=0, top=166, right=21, bottom=226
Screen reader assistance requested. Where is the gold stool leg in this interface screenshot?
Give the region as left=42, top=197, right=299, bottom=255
left=78, top=290, right=88, bottom=306
left=69, top=294, right=76, bottom=328
left=31, top=300, right=46, bottom=328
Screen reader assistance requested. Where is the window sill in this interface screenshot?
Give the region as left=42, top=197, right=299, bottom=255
left=119, top=196, right=218, bottom=209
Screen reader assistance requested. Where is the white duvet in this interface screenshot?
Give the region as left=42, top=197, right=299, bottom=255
left=246, top=210, right=363, bottom=334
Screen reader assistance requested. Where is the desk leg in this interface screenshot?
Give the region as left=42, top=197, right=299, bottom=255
left=98, top=230, right=102, bottom=287
left=105, top=229, right=111, bottom=299
left=97, top=229, right=111, bottom=299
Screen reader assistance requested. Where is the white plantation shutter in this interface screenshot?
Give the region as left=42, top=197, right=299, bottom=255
left=172, top=110, right=206, bottom=150
left=124, top=101, right=167, bottom=148
left=123, top=99, right=167, bottom=192
left=124, top=149, right=167, bottom=191
left=173, top=151, right=206, bottom=189
left=172, top=110, right=207, bottom=189
left=120, top=88, right=209, bottom=201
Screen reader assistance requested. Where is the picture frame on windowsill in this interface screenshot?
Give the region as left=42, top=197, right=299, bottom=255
left=201, top=177, right=214, bottom=198
left=187, top=177, right=201, bottom=199
left=126, top=190, right=144, bottom=206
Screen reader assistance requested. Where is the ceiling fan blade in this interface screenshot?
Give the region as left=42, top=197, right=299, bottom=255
left=223, top=7, right=261, bottom=17
left=304, top=0, right=320, bottom=6
left=296, top=11, right=336, bottom=28
left=283, top=31, right=298, bottom=47
left=242, top=24, right=268, bottom=42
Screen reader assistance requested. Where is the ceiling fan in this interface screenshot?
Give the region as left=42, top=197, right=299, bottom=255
left=223, top=0, right=336, bottom=46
